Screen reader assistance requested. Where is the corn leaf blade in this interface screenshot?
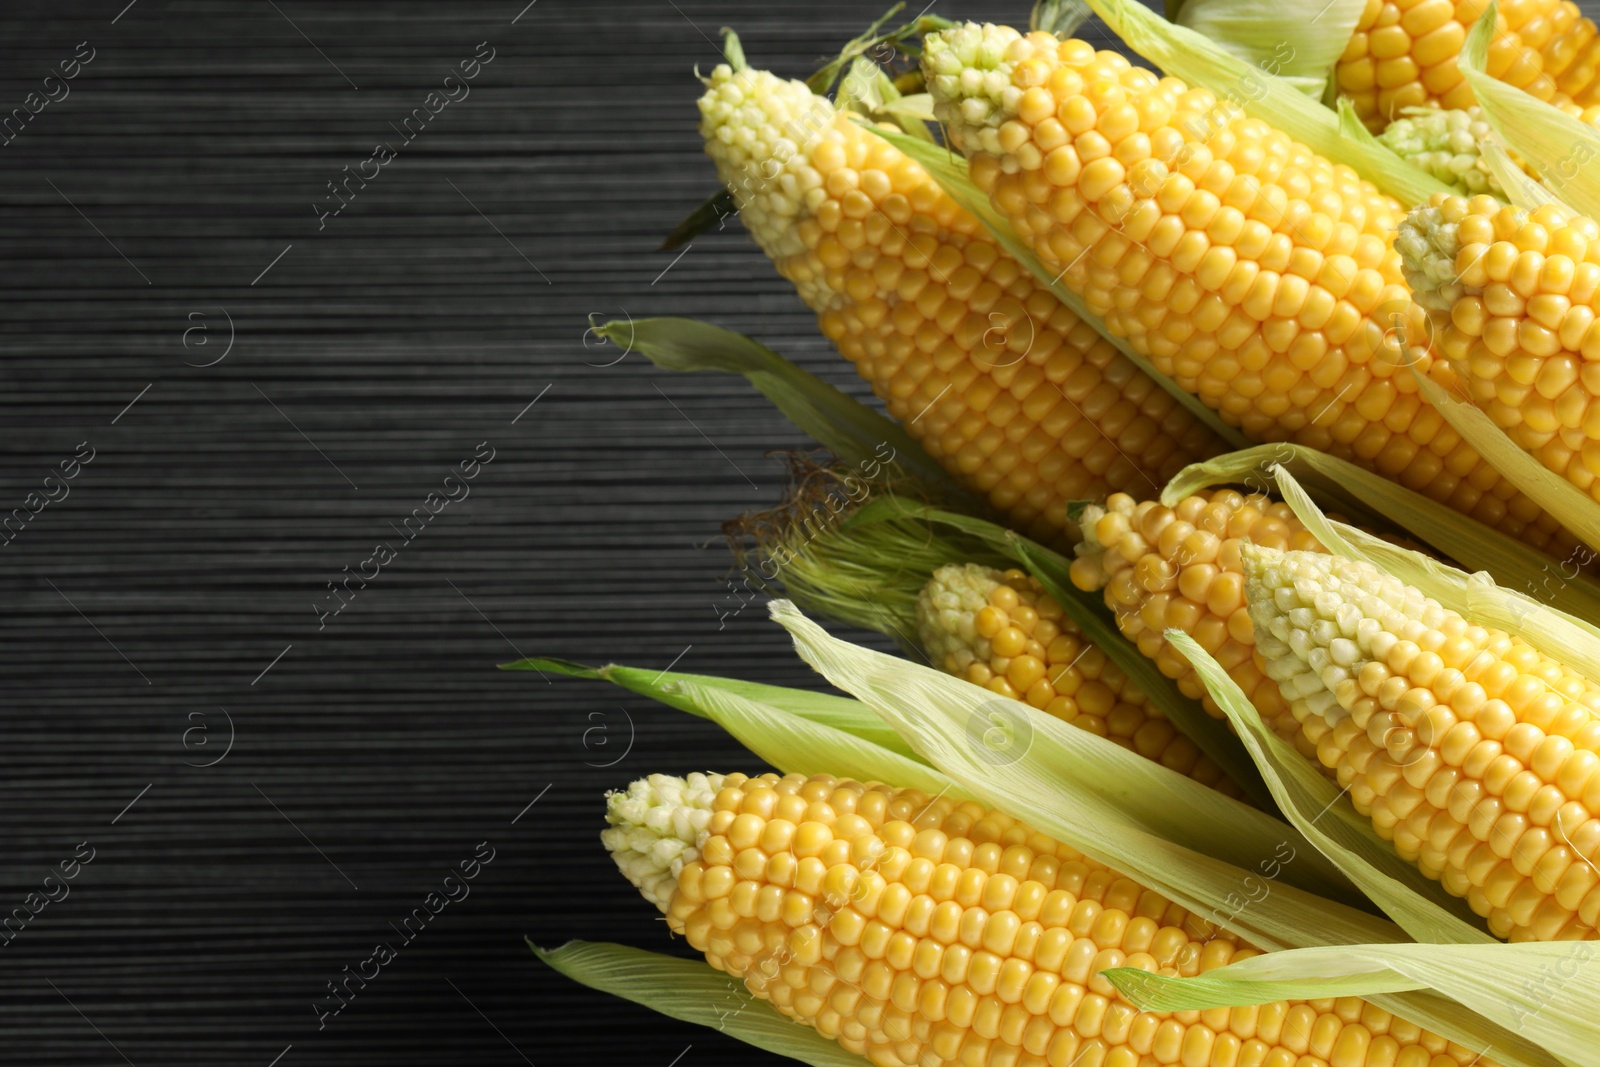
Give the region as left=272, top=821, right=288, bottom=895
left=590, top=316, right=970, bottom=503
left=502, top=656, right=925, bottom=765
left=1103, top=940, right=1596, bottom=1067
left=1173, top=0, right=1367, bottom=100
left=533, top=941, right=871, bottom=1067
left=768, top=599, right=1377, bottom=930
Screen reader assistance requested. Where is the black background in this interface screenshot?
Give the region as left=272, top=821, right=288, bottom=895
left=0, top=1, right=1554, bottom=1064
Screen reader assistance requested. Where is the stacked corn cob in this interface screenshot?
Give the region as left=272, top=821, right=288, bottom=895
left=920, top=22, right=1573, bottom=555
left=698, top=59, right=1226, bottom=544
left=605, top=769, right=1493, bottom=1066
left=1400, top=193, right=1600, bottom=504
left=1245, top=546, right=1600, bottom=942
left=1336, top=0, right=1600, bottom=131
left=919, top=562, right=1241, bottom=793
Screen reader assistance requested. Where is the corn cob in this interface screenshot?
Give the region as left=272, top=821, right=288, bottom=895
left=919, top=562, right=1243, bottom=795
left=1244, top=545, right=1600, bottom=942
left=1068, top=489, right=1330, bottom=763
left=606, top=769, right=1497, bottom=1065
left=1400, top=192, right=1600, bottom=504
left=1336, top=0, right=1600, bottom=133
left=922, top=23, right=1571, bottom=556
left=697, top=61, right=1226, bottom=545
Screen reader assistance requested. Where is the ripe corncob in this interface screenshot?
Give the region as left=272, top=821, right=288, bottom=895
left=606, top=769, right=1496, bottom=1066
left=697, top=61, right=1226, bottom=545
left=1336, top=0, right=1600, bottom=133
left=922, top=23, right=1570, bottom=555
left=1245, top=546, right=1600, bottom=942
left=918, top=563, right=1242, bottom=795
left=1068, top=489, right=1329, bottom=761
left=1400, top=193, right=1600, bottom=504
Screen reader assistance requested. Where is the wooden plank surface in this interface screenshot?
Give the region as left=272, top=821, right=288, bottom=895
left=0, top=0, right=1560, bottom=1063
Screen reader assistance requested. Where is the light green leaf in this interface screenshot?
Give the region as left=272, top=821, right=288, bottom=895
left=768, top=599, right=1378, bottom=935
left=1482, top=141, right=1562, bottom=210
left=502, top=656, right=923, bottom=763
left=1457, top=0, right=1600, bottom=219
left=589, top=316, right=971, bottom=505
left=1030, top=0, right=1093, bottom=36
left=1164, top=630, right=1492, bottom=942
left=533, top=941, right=871, bottom=1067
left=1174, top=0, right=1367, bottom=100
left=1410, top=368, right=1600, bottom=558
left=866, top=123, right=1251, bottom=450
left=1161, top=442, right=1600, bottom=625
left=1103, top=940, right=1596, bottom=1067
left=844, top=496, right=1270, bottom=804
left=1085, top=0, right=1452, bottom=205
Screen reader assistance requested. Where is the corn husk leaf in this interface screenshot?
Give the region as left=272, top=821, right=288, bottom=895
left=844, top=496, right=1272, bottom=805
left=769, top=599, right=1375, bottom=924
left=502, top=656, right=926, bottom=767
left=1085, top=0, right=1451, bottom=206
left=837, top=58, right=935, bottom=140
left=866, top=123, right=1252, bottom=450
left=590, top=316, right=972, bottom=506
left=1173, top=0, right=1366, bottom=100
left=1409, top=369, right=1600, bottom=558
left=805, top=6, right=955, bottom=97
left=1458, top=0, right=1600, bottom=219
left=1103, top=940, right=1595, bottom=1067
left=1030, top=0, right=1093, bottom=36
left=1162, top=442, right=1600, bottom=624
left=533, top=941, right=869, bottom=1067
left=1165, top=630, right=1492, bottom=941
left=1482, top=140, right=1562, bottom=210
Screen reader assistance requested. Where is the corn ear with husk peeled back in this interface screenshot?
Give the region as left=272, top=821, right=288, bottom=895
left=1332, top=0, right=1600, bottom=132
left=697, top=45, right=1226, bottom=545
left=1241, top=544, right=1600, bottom=943
left=920, top=563, right=1242, bottom=795
left=604, top=769, right=1499, bottom=1067
left=921, top=22, right=1574, bottom=556
left=1399, top=192, right=1600, bottom=507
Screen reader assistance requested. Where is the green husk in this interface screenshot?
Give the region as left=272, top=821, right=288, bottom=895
left=1030, top=0, right=1093, bottom=36
left=1104, top=940, right=1594, bottom=1067
left=1457, top=0, right=1599, bottom=218
left=1085, top=0, right=1452, bottom=206
left=865, top=122, right=1252, bottom=451
left=502, top=656, right=921, bottom=763
left=1173, top=0, right=1366, bottom=99
left=1481, top=140, right=1561, bottom=210
left=805, top=4, right=956, bottom=97
left=1410, top=369, right=1600, bottom=558
left=659, top=189, right=739, bottom=251
left=588, top=316, right=970, bottom=506
left=769, top=599, right=1374, bottom=926
left=842, top=496, right=1271, bottom=805
left=1161, top=442, right=1600, bottom=624
left=837, top=57, right=935, bottom=140
left=533, top=941, right=870, bottom=1067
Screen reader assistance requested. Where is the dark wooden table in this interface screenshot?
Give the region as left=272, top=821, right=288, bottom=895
left=0, top=0, right=1557, bottom=1063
